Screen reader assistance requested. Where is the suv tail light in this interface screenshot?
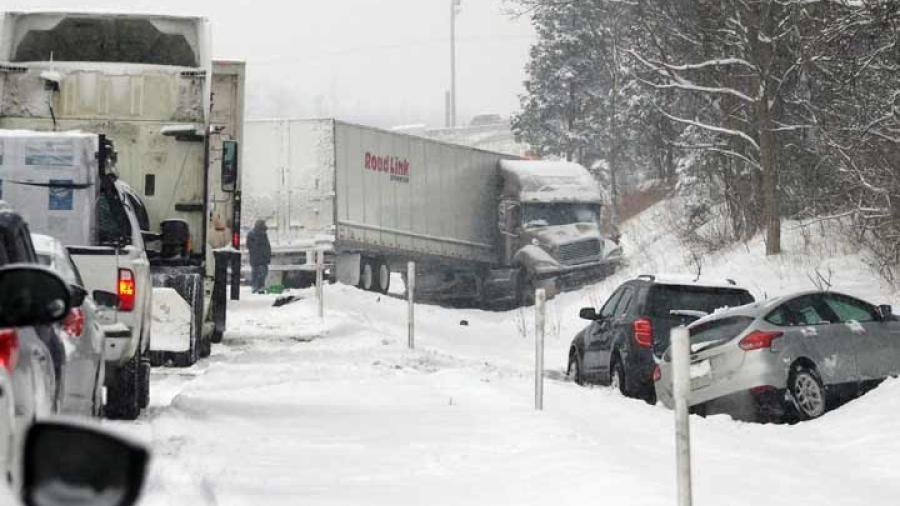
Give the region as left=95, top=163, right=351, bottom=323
left=739, top=330, right=783, bottom=351
left=652, top=364, right=661, bottom=383
left=118, top=268, right=136, bottom=312
left=63, top=308, right=86, bottom=338
left=633, top=318, right=653, bottom=348
left=0, top=329, right=19, bottom=373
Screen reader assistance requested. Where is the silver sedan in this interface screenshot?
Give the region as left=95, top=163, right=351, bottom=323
left=655, top=290, right=900, bottom=421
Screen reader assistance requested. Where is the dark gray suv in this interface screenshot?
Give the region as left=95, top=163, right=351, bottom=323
left=567, top=275, right=755, bottom=401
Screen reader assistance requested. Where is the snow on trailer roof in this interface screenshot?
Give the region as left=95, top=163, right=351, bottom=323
left=499, top=160, right=604, bottom=204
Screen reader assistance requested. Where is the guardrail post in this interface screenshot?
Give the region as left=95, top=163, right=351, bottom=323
left=671, top=326, right=693, bottom=506
left=535, top=288, right=546, bottom=411
left=407, top=261, right=416, bottom=349
left=316, top=249, right=325, bottom=320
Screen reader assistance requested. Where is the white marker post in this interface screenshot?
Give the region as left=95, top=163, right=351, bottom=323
left=671, top=326, right=693, bottom=506
left=407, top=261, right=416, bottom=350
left=535, top=288, right=546, bottom=411
left=316, top=249, right=325, bottom=320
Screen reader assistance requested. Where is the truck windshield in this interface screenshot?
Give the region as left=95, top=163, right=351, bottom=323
left=522, top=203, right=599, bottom=228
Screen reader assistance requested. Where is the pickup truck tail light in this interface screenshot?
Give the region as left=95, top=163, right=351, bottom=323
left=0, top=329, right=19, bottom=373
left=118, top=268, right=136, bottom=312
left=739, top=330, right=783, bottom=351
left=633, top=318, right=653, bottom=348
left=63, top=308, right=86, bottom=338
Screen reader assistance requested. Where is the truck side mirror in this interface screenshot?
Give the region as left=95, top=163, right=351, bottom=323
left=221, top=140, right=238, bottom=192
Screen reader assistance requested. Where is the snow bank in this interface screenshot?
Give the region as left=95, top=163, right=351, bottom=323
left=115, top=200, right=900, bottom=506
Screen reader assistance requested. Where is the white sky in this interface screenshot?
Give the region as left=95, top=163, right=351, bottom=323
left=4, top=0, right=535, bottom=128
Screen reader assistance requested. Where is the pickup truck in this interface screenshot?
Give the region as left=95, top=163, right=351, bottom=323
left=0, top=130, right=151, bottom=420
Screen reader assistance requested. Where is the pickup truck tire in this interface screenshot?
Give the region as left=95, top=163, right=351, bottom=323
left=138, top=358, right=151, bottom=409
left=105, top=354, right=140, bottom=421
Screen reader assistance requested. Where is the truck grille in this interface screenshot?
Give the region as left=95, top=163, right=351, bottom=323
left=557, top=240, right=602, bottom=265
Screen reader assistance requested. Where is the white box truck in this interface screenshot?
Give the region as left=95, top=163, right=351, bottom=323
left=0, top=12, right=245, bottom=370
left=244, top=119, right=621, bottom=307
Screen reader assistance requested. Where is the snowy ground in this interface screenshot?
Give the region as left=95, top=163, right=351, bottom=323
left=113, top=202, right=900, bottom=505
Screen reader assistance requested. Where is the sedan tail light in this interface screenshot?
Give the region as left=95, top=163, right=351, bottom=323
left=633, top=318, right=653, bottom=348
left=63, top=308, right=86, bottom=338
left=739, top=330, right=783, bottom=351
left=118, top=268, right=136, bottom=312
left=0, top=329, right=19, bottom=373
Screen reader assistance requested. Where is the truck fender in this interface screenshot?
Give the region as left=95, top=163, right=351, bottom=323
left=336, top=253, right=361, bottom=286
left=512, top=245, right=560, bottom=276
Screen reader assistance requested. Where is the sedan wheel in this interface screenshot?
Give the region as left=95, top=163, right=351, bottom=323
left=791, top=368, right=826, bottom=420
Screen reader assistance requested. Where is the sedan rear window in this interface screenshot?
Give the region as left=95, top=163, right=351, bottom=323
left=647, top=285, right=754, bottom=318
left=689, top=316, right=755, bottom=350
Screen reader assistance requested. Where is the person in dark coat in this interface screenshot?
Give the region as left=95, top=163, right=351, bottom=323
left=247, top=219, right=272, bottom=294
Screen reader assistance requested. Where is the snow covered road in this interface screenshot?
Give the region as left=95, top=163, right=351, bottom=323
left=112, top=284, right=900, bottom=506
left=110, top=202, right=900, bottom=506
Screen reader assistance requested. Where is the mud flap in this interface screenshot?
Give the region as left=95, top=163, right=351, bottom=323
left=212, top=250, right=229, bottom=343
left=148, top=268, right=203, bottom=367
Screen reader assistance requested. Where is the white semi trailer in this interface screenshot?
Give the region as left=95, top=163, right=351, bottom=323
left=244, top=119, right=621, bottom=307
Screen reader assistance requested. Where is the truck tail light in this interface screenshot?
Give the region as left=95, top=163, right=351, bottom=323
left=63, top=308, right=86, bottom=338
left=633, top=318, right=653, bottom=348
left=739, top=330, right=783, bottom=351
left=0, top=329, right=19, bottom=373
left=118, top=268, right=136, bottom=312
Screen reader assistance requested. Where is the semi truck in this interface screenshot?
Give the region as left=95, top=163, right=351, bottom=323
left=0, top=12, right=244, bottom=370
left=244, top=119, right=621, bottom=307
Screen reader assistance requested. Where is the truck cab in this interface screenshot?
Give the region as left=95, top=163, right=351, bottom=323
left=496, top=160, right=622, bottom=302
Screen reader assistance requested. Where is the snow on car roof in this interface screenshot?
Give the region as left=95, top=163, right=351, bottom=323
left=636, top=273, right=748, bottom=291
left=499, top=160, right=604, bottom=204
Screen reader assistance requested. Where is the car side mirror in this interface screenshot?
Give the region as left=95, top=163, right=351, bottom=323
left=70, top=284, right=88, bottom=308
left=22, top=421, right=150, bottom=506
left=221, top=140, right=238, bottom=192
left=93, top=290, right=120, bottom=309
left=579, top=307, right=599, bottom=321
left=0, top=266, right=70, bottom=327
left=879, top=304, right=893, bottom=321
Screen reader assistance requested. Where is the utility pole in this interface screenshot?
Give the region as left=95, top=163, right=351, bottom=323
left=450, top=0, right=462, bottom=128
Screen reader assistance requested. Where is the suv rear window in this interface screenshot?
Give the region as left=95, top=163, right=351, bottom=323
left=647, top=285, right=754, bottom=319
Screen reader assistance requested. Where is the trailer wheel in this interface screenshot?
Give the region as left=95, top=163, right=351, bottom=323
left=376, top=261, right=391, bottom=294
left=359, top=259, right=375, bottom=291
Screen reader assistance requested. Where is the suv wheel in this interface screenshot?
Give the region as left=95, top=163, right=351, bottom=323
left=567, top=352, right=583, bottom=385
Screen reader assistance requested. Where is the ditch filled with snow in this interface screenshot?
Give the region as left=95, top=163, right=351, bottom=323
left=113, top=201, right=900, bottom=506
